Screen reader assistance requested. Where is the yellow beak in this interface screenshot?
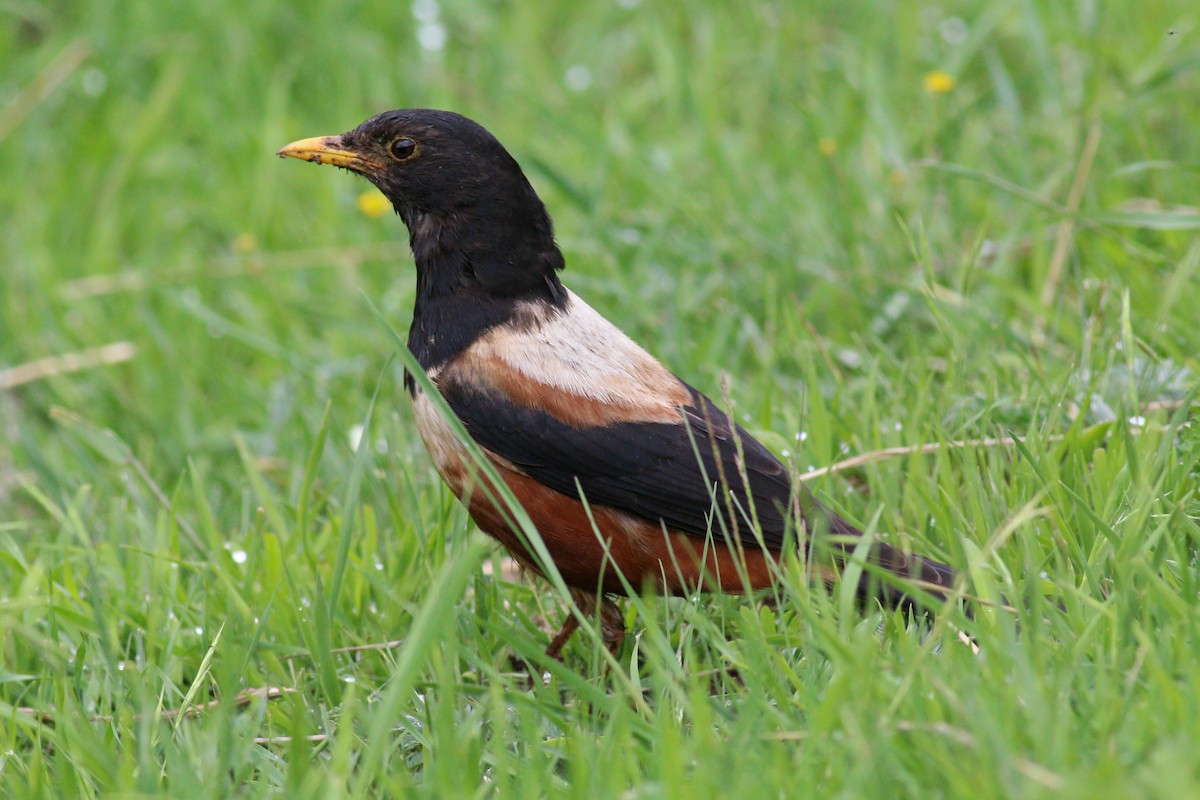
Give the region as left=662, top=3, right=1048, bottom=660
left=276, top=135, right=382, bottom=173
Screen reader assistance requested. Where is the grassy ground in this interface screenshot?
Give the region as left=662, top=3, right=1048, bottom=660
left=3, top=0, right=1199, bottom=796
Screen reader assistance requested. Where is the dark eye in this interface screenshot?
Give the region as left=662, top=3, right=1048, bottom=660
left=389, top=137, right=418, bottom=161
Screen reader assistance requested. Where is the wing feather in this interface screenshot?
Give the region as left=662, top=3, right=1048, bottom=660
left=438, top=372, right=829, bottom=551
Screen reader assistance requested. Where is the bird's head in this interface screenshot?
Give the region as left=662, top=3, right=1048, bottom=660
left=278, top=108, right=564, bottom=297
left=278, top=109, right=534, bottom=216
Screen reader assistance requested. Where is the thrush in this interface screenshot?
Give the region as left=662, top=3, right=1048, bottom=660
left=278, top=109, right=956, bottom=658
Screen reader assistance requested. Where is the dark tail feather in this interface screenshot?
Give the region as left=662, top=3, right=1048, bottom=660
left=822, top=512, right=956, bottom=610
left=864, top=540, right=956, bottom=609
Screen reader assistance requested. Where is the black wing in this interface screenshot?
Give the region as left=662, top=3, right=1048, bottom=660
left=439, top=374, right=835, bottom=551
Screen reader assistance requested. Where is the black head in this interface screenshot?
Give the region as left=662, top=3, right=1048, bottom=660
left=280, top=110, right=526, bottom=217
left=278, top=109, right=565, bottom=299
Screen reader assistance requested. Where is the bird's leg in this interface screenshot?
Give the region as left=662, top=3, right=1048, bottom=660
left=596, top=596, right=626, bottom=657
left=544, top=591, right=626, bottom=660
left=544, top=613, right=580, bottom=661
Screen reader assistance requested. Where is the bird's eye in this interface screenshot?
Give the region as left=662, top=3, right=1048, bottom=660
left=389, top=138, right=418, bottom=161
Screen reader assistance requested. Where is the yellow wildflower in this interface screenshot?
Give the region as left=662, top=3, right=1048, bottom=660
left=232, top=233, right=257, bottom=253
left=818, top=137, right=837, bottom=157
left=356, top=190, right=391, bottom=218
left=923, top=71, right=956, bottom=94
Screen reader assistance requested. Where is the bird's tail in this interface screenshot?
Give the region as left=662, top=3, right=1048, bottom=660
left=822, top=511, right=956, bottom=610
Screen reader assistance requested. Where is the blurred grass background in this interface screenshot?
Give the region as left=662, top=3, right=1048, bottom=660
left=2, top=0, right=1199, bottom=797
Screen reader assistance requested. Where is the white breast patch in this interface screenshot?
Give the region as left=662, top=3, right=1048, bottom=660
left=470, top=290, right=683, bottom=409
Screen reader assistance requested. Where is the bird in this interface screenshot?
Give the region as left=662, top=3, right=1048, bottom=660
left=277, top=109, right=957, bottom=658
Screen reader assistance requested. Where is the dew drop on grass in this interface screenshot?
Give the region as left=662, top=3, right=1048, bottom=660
left=617, top=227, right=642, bottom=245
left=418, top=22, right=447, bottom=51
left=231, top=550, right=247, bottom=564
left=565, top=65, right=592, bottom=92
left=195, top=627, right=204, bottom=636
left=837, top=348, right=863, bottom=368
left=349, top=424, right=365, bottom=452
left=939, top=17, right=967, bottom=44
left=649, top=146, right=672, bottom=172
left=411, top=0, right=439, bottom=22
left=81, top=68, right=107, bottom=96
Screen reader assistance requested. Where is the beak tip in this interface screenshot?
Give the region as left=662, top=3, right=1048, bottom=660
left=276, top=135, right=372, bottom=171
left=276, top=141, right=313, bottom=161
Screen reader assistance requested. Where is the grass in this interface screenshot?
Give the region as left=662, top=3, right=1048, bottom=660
left=2, top=0, right=1199, bottom=796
